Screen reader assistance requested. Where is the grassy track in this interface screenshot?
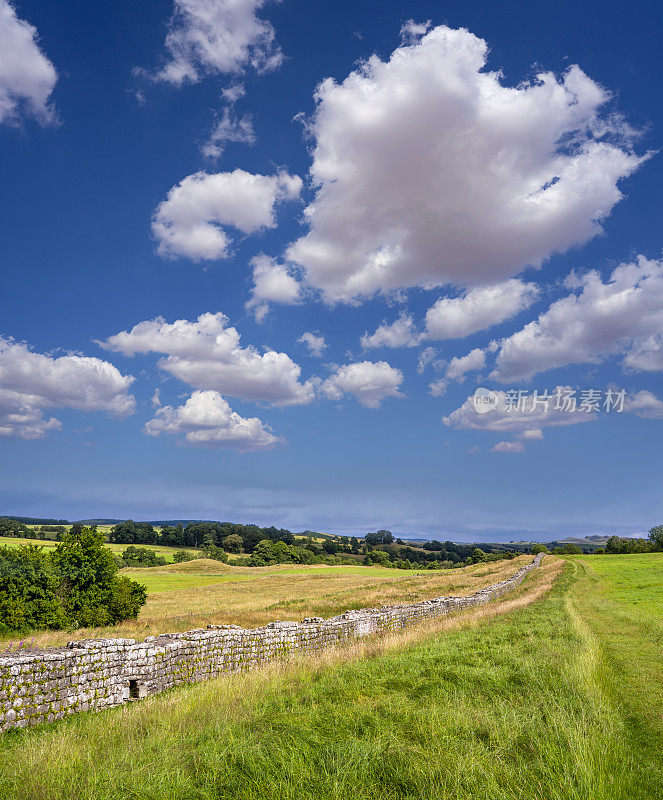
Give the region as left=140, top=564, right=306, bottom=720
left=0, top=555, right=659, bottom=799
left=567, top=554, right=663, bottom=793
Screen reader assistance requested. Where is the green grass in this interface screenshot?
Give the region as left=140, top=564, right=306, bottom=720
left=0, top=535, right=198, bottom=563
left=568, top=553, right=663, bottom=778
left=0, top=555, right=659, bottom=799
left=571, top=553, right=663, bottom=625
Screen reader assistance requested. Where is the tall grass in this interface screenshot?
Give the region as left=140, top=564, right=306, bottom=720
left=2, top=556, right=658, bottom=799
left=0, top=556, right=532, bottom=650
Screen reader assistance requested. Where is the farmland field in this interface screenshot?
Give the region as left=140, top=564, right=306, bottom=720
left=0, top=555, right=532, bottom=649
left=0, top=554, right=660, bottom=799
left=0, top=534, right=198, bottom=562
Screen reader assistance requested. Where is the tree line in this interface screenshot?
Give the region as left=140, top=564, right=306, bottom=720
left=529, top=527, right=663, bottom=556
left=0, top=518, right=67, bottom=539
left=600, top=529, right=662, bottom=553
left=108, top=520, right=301, bottom=551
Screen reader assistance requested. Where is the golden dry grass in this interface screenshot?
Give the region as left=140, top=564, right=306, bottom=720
left=1, top=556, right=536, bottom=650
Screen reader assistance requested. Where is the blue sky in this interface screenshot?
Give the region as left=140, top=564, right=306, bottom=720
left=0, top=0, right=661, bottom=541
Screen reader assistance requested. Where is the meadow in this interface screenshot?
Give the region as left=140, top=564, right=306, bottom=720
left=0, top=534, right=197, bottom=563
left=0, top=555, right=529, bottom=649
left=0, top=553, right=660, bottom=799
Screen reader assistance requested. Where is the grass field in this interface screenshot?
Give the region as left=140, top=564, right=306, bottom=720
left=569, top=553, right=663, bottom=773
left=0, top=556, right=529, bottom=649
left=0, top=553, right=660, bottom=799
left=0, top=535, right=198, bottom=562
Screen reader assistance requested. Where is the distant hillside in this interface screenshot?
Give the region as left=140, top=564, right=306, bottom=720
left=0, top=514, right=633, bottom=550
left=559, top=536, right=610, bottom=543
left=74, top=519, right=218, bottom=526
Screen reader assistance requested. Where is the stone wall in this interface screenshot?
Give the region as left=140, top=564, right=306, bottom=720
left=0, top=554, right=543, bottom=732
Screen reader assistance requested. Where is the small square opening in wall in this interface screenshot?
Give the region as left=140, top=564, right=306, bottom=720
left=129, top=680, right=140, bottom=699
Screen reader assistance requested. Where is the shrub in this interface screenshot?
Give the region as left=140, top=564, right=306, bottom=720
left=120, top=546, right=166, bottom=568
left=172, top=550, right=195, bottom=563
left=108, top=576, right=147, bottom=621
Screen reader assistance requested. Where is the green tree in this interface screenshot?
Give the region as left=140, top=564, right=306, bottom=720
left=222, top=534, right=243, bottom=553
left=0, top=518, right=29, bottom=538
left=201, top=530, right=217, bottom=549
left=648, top=525, right=663, bottom=550
left=249, top=539, right=277, bottom=566
left=530, top=544, right=550, bottom=555
left=201, top=545, right=229, bottom=563
left=0, top=545, right=66, bottom=632
left=51, top=527, right=146, bottom=626
left=108, top=577, right=148, bottom=622
left=172, top=550, right=195, bottom=563
left=364, top=549, right=390, bottom=567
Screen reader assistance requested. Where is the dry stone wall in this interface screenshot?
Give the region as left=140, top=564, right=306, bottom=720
left=0, top=554, right=543, bottom=732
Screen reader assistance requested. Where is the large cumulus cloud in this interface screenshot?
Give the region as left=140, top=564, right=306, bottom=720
left=287, top=24, right=645, bottom=301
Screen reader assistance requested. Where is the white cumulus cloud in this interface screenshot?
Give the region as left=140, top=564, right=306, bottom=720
left=321, top=361, right=404, bottom=408
left=428, top=379, right=448, bottom=397
left=625, top=390, right=663, bottom=420
left=520, top=428, right=544, bottom=440
left=246, top=254, right=301, bottom=321
left=0, top=0, right=58, bottom=125
left=287, top=24, right=645, bottom=301
left=0, top=336, right=135, bottom=439
left=424, top=280, right=540, bottom=340
left=361, top=313, right=420, bottom=349
left=152, top=169, right=302, bottom=260
left=0, top=389, right=61, bottom=440
left=298, top=332, right=327, bottom=357
left=140, top=0, right=282, bottom=86
left=490, top=440, right=526, bottom=453
left=623, top=334, right=663, bottom=373
left=493, top=256, right=663, bottom=382
left=145, top=389, right=282, bottom=451
left=417, top=346, right=442, bottom=374
left=202, top=107, right=256, bottom=159
left=445, top=347, right=486, bottom=382
left=101, top=312, right=314, bottom=407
